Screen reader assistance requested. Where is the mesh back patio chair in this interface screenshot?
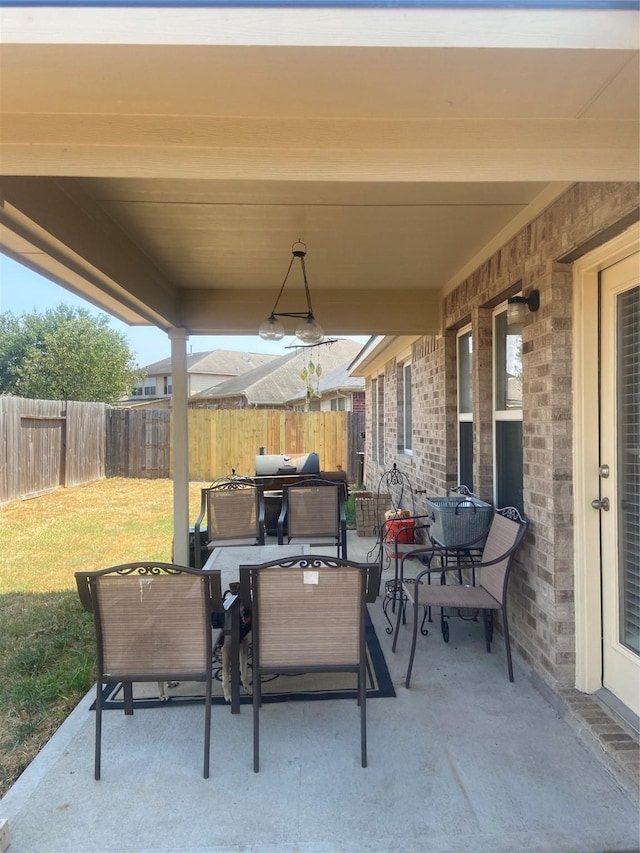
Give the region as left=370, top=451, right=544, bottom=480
left=193, top=477, right=266, bottom=568
left=75, top=562, right=221, bottom=779
left=277, top=479, right=347, bottom=558
left=392, top=507, right=529, bottom=684
left=239, top=555, right=369, bottom=772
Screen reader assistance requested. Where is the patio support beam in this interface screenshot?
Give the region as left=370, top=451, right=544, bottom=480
left=169, top=328, right=190, bottom=568
left=183, top=287, right=443, bottom=337
left=1, top=124, right=637, bottom=182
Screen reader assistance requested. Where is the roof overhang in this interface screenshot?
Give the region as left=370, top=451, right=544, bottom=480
left=0, top=4, right=637, bottom=338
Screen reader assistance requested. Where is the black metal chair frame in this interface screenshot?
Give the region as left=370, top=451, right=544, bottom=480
left=75, top=562, right=222, bottom=779
left=277, top=478, right=348, bottom=558
left=239, top=555, right=370, bottom=772
left=392, top=507, right=529, bottom=684
left=193, top=476, right=266, bottom=568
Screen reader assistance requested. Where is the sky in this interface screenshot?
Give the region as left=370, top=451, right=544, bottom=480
left=0, top=254, right=368, bottom=368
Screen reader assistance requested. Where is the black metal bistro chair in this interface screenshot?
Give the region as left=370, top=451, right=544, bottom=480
left=239, top=555, right=370, bottom=772
left=392, top=507, right=529, bottom=684
left=75, top=562, right=221, bottom=779
left=277, top=478, right=348, bottom=558
left=193, top=477, right=266, bottom=568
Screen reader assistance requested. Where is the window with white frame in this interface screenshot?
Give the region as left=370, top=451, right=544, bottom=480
left=373, top=374, right=385, bottom=465
left=401, top=361, right=412, bottom=454
left=330, top=397, right=347, bottom=411
left=143, top=378, right=157, bottom=396
left=494, top=306, right=523, bottom=511
left=371, top=378, right=378, bottom=462
left=457, top=327, right=473, bottom=490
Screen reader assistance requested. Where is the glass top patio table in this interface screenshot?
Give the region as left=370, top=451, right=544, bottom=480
left=202, top=544, right=312, bottom=714
left=202, top=543, right=312, bottom=591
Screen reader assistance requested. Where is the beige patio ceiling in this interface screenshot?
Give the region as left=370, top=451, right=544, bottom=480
left=0, top=5, right=638, bottom=339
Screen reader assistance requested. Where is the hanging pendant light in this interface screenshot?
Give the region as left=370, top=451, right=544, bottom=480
left=258, top=241, right=324, bottom=345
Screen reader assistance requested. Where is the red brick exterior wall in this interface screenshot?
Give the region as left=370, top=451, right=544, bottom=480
left=351, top=391, right=366, bottom=412
left=364, top=182, right=639, bottom=691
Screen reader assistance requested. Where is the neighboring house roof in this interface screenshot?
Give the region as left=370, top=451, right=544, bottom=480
left=286, top=361, right=365, bottom=406
left=142, top=349, right=279, bottom=375
left=192, top=339, right=364, bottom=406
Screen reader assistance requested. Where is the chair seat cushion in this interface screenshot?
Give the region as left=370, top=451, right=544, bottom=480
left=405, top=580, right=499, bottom=610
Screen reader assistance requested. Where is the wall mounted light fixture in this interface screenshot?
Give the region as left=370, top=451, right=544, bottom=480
left=507, top=289, right=540, bottom=325
left=258, top=241, right=324, bottom=344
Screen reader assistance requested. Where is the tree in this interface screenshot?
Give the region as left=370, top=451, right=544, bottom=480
left=0, top=305, right=141, bottom=404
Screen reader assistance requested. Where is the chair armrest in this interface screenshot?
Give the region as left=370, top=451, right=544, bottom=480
left=276, top=490, right=288, bottom=544
left=239, top=565, right=252, bottom=609
left=75, top=573, right=94, bottom=613
left=255, top=488, right=266, bottom=545
left=193, top=488, right=207, bottom=539
left=365, top=563, right=381, bottom=603
left=203, top=568, right=223, bottom=612
left=397, top=545, right=447, bottom=581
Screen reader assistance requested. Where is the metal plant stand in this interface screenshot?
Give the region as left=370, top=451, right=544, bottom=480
left=383, top=578, right=428, bottom=637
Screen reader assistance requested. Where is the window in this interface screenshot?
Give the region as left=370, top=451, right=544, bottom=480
left=330, top=397, right=347, bottom=411
left=401, top=362, right=412, bottom=454
left=371, top=378, right=378, bottom=461
left=371, top=375, right=385, bottom=465
left=494, top=308, right=523, bottom=511
left=143, top=378, right=157, bottom=396
left=457, top=328, right=473, bottom=490
left=163, top=375, right=172, bottom=395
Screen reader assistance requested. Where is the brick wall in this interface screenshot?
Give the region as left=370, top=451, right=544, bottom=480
left=352, top=391, right=366, bottom=413
left=364, top=182, right=639, bottom=692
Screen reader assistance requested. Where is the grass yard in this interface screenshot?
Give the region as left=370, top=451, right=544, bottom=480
left=0, top=478, right=207, bottom=797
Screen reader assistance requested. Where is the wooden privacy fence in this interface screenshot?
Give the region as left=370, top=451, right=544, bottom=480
left=0, top=396, right=106, bottom=504
left=106, top=407, right=170, bottom=479
left=186, top=409, right=363, bottom=481
left=2, top=398, right=365, bottom=504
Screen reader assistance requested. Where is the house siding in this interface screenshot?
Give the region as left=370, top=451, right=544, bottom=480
left=364, top=181, right=639, bottom=693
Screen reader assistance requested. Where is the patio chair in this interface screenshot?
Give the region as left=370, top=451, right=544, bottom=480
left=392, top=507, right=529, bottom=684
left=193, top=477, right=266, bottom=568
left=277, top=478, right=347, bottom=558
left=75, top=562, right=221, bottom=779
left=239, top=555, right=369, bottom=772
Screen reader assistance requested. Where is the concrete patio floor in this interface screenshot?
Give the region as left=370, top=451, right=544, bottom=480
left=1, top=533, right=638, bottom=853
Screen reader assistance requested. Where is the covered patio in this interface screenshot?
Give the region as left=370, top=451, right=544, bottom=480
left=1, top=5, right=638, bottom=844
left=1, top=531, right=638, bottom=853
left=1, top=2, right=637, bottom=565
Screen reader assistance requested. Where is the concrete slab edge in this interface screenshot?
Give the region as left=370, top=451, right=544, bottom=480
left=0, top=686, right=96, bottom=822
left=528, top=670, right=639, bottom=800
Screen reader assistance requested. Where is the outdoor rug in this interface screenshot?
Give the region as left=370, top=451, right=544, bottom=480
left=93, top=610, right=395, bottom=710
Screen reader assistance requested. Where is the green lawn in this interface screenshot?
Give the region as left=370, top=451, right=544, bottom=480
left=0, top=476, right=359, bottom=796
left=0, top=478, right=206, bottom=797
